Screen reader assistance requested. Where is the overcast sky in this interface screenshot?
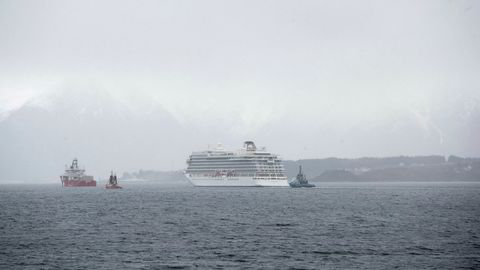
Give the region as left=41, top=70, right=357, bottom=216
left=1, top=0, right=479, bottom=161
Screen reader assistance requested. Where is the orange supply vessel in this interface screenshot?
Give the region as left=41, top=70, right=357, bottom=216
left=60, top=158, right=96, bottom=187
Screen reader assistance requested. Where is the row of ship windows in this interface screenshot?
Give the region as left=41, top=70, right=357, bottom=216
left=189, top=156, right=280, bottom=160
left=187, top=162, right=284, bottom=166
left=61, top=176, right=94, bottom=180
left=188, top=170, right=285, bottom=173
left=189, top=159, right=281, bottom=162
left=187, top=161, right=283, bottom=166
left=192, top=153, right=275, bottom=157
left=187, top=166, right=284, bottom=169
left=189, top=173, right=286, bottom=177
left=187, top=164, right=284, bottom=169
left=188, top=160, right=283, bottom=165
left=187, top=170, right=285, bottom=173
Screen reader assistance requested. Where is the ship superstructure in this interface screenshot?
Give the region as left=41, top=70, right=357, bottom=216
left=60, top=158, right=96, bottom=187
left=185, top=141, right=289, bottom=187
left=106, top=171, right=122, bottom=189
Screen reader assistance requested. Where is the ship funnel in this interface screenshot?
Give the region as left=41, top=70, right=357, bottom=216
left=243, top=141, right=257, bottom=151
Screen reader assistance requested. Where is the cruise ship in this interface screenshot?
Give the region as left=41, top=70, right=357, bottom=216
left=185, top=141, right=289, bottom=187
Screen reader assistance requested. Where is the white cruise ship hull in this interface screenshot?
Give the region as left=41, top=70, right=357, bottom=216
left=187, top=176, right=289, bottom=187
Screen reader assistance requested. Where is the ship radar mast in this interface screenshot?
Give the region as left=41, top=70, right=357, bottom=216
left=71, top=158, right=79, bottom=170
left=296, top=165, right=307, bottom=183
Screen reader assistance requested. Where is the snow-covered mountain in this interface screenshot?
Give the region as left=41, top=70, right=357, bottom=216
left=1, top=86, right=479, bottom=182
left=0, top=87, right=195, bottom=182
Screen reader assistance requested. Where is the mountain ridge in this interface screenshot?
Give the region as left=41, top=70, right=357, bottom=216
left=119, top=155, right=480, bottom=183
left=1, top=87, right=479, bottom=182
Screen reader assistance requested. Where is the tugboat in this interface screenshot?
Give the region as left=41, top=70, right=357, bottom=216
left=106, top=172, right=122, bottom=189
left=60, top=158, right=96, bottom=187
left=289, top=165, right=315, bottom=188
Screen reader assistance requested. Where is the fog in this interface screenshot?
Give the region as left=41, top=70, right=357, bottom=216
left=0, top=0, right=479, bottom=181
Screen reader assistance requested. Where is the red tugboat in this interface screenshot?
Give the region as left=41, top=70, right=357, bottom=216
left=60, top=158, right=96, bottom=187
left=106, top=172, right=122, bottom=189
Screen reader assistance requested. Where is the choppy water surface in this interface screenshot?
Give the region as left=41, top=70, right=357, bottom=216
left=1, top=182, right=479, bottom=269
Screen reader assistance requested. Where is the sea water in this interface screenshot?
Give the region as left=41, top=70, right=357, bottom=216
left=1, top=182, right=479, bottom=269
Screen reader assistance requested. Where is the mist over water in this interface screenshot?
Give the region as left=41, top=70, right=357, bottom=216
left=0, top=86, right=479, bottom=182
left=1, top=0, right=480, bottom=182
